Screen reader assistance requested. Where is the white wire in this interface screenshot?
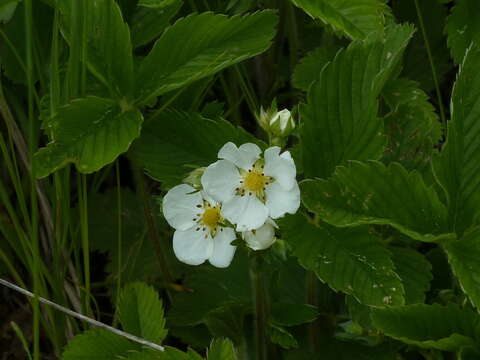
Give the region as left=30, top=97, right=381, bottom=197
left=0, top=278, right=165, bottom=352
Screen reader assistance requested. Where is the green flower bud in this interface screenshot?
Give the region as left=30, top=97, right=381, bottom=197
left=183, top=167, right=205, bottom=188
left=269, top=109, right=295, bottom=137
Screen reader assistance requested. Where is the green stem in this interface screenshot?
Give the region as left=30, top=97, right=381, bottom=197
left=306, top=271, right=320, bottom=353
left=132, top=164, right=173, bottom=302
left=24, top=0, right=40, bottom=358
left=115, top=160, right=123, bottom=322
left=413, top=0, right=446, bottom=128
left=79, top=174, right=92, bottom=317
left=250, top=254, right=268, bottom=360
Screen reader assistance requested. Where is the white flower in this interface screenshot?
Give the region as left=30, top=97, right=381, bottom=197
left=201, top=142, right=300, bottom=231
left=242, top=219, right=277, bottom=250
left=162, top=184, right=236, bottom=268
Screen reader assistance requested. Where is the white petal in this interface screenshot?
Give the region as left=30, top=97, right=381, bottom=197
left=264, top=147, right=297, bottom=191
left=173, top=227, right=214, bottom=266
left=209, top=227, right=237, bottom=268
left=243, top=220, right=277, bottom=250
left=201, top=160, right=241, bottom=203
left=218, top=142, right=261, bottom=170
left=265, top=181, right=300, bottom=219
left=163, top=184, right=202, bottom=231
left=222, top=194, right=269, bottom=231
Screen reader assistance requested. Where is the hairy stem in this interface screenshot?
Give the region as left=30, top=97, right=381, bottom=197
left=250, top=254, right=268, bottom=360
left=133, top=164, right=173, bottom=302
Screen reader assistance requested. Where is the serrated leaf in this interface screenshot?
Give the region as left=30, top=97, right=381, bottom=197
left=207, top=339, right=237, bottom=360
left=267, top=324, right=298, bottom=349
left=131, top=0, right=182, bottom=48
left=444, top=228, right=480, bottom=310
left=270, top=302, right=318, bottom=326
left=300, top=24, right=414, bottom=178
left=292, top=42, right=341, bottom=91
left=131, top=110, right=263, bottom=188
left=34, top=97, right=143, bottom=178
left=301, top=161, right=450, bottom=242
left=446, top=0, right=480, bottom=64
left=62, top=329, right=137, bottom=359
left=290, top=0, right=390, bottom=40
left=371, top=304, right=480, bottom=351
left=280, top=213, right=405, bottom=307
left=433, top=45, right=480, bottom=235
left=118, top=282, right=167, bottom=344
left=382, top=78, right=441, bottom=172
left=135, top=11, right=278, bottom=104
left=391, top=247, right=432, bottom=304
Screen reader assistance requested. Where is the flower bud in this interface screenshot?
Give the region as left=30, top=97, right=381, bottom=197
left=269, top=109, right=295, bottom=137
left=256, top=105, right=277, bottom=132
left=183, top=167, right=205, bottom=188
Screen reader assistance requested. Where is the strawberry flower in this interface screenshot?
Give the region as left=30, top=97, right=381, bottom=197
left=201, top=142, right=300, bottom=232
left=162, top=184, right=236, bottom=268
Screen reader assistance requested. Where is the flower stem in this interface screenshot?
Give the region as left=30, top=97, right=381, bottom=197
left=250, top=254, right=268, bottom=360
left=132, top=164, right=173, bottom=302
left=306, top=271, right=320, bottom=353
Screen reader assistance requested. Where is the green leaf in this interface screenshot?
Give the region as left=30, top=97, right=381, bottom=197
left=118, top=282, right=167, bottom=344
left=292, top=42, right=341, bottom=91
left=300, top=24, right=414, bottom=178
left=62, top=329, right=137, bottom=359
left=301, top=161, right=450, bottom=242
left=34, top=97, right=143, bottom=178
left=371, top=304, right=480, bottom=351
left=280, top=213, right=405, bottom=307
left=270, top=302, right=318, bottom=326
left=433, top=45, right=480, bottom=235
left=290, top=0, right=390, bottom=40
left=444, top=228, right=480, bottom=310
left=207, top=339, right=237, bottom=360
left=446, top=0, right=480, bottom=64
left=381, top=78, right=441, bottom=172
left=268, top=324, right=298, bottom=349
left=131, top=110, right=263, bottom=188
left=391, top=247, right=432, bottom=304
left=131, top=0, right=183, bottom=48
left=134, top=11, right=278, bottom=104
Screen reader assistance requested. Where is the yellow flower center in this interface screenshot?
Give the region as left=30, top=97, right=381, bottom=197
left=243, top=171, right=268, bottom=192
left=201, top=206, right=221, bottom=228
